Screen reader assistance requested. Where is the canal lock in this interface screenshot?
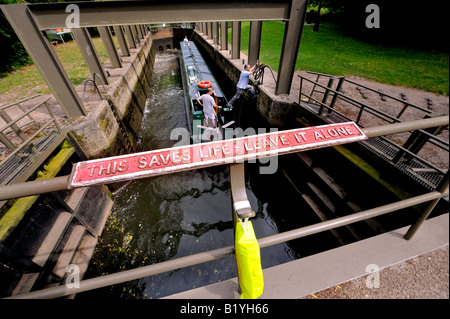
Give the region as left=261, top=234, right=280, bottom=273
left=79, top=51, right=446, bottom=299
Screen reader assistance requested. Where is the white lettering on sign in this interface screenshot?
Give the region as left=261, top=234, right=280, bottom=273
left=69, top=122, right=367, bottom=188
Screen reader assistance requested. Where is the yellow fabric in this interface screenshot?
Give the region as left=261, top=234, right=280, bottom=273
left=235, top=220, right=264, bottom=299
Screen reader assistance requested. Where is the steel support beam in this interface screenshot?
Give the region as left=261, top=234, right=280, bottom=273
left=248, top=21, right=262, bottom=66
left=220, top=22, right=228, bottom=50
left=113, top=26, right=130, bottom=57
left=136, top=24, right=144, bottom=39
left=231, top=21, right=241, bottom=60
left=71, top=28, right=109, bottom=85
left=275, top=0, right=308, bottom=95
left=202, top=22, right=207, bottom=35
left=213, top=22, right=219, bottom=45
left=98, top=26, right=122, bottom=68
left=26, top=1, right=290, bottom=29
left=124, top=25, right=136, bottom=49
left=1, top=4, right=86, bottom=117
left=132, top=25, right=140, bottom=45
left=206, top=22, right=212, bottom=39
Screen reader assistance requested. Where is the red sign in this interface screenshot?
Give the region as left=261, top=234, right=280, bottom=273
left=69, top=122, right=367, bottom=188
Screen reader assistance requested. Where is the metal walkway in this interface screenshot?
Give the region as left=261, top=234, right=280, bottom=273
left=0, top=131, right=62, bottom=187
left=360, top=137, right=445, bottom=191
left=297, top=94, right=448, bottom=192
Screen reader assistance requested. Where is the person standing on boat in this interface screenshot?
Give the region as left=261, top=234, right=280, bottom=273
left=196, top=88, right=222, bottom=128
left=227, top=63, right=259, bottom=107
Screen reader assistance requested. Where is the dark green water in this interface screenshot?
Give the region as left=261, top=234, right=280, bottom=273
left=80, top=54, right=297, bottom=299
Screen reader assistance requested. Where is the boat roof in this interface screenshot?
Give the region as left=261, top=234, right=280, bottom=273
left=180, top=41, right=225, bottom=99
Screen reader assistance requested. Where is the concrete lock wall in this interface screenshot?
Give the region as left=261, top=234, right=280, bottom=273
left=70, top=34, right=155, bottom=158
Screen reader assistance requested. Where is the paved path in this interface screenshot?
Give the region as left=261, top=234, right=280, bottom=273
left=302, top=245, right=449, bottom=299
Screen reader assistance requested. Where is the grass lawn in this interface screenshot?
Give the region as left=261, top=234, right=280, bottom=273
left=231, top=21, right=449, bottom=95
left=0, top=36, right=109, bottom=104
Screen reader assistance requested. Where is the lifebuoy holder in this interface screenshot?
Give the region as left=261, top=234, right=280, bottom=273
left=198, top=80, right=212, bottom=88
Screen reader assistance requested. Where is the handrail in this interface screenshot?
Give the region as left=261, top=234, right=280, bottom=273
left=0, top=97, right=52, bottom=133
left=0, top=120, right=54, bottom=170
left=298, top=75, right=403, bottom=125
left=6, top=177, right=448, bottom=299
left=0, top=94, right=42, bottom=111
left=81, top=73, right=108, bottom=103
left=304, top=71, right=433, bottom=116
left=0, top=95, right=62, bottom=166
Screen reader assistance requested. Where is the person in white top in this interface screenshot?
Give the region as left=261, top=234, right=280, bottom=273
left=196, top=88, right=222, bottom=127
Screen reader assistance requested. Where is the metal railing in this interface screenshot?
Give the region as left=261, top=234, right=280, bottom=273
left=0, top=95, right=62, bottom=171
left=81, top=73, right=108, bottom=103
left=4, top=116, right=449, bottom=299
left=297, top=73, right=449, bottom=186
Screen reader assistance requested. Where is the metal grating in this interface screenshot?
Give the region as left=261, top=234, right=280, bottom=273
left=360, top=137, right=445, bottom=191
left=0, top=131, right=59, bottom=186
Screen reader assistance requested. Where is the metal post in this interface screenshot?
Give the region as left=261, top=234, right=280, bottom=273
left=319, top=76, right=335, bottom=116
left=207, top=22, right=212, bottom=39
left=213, top=22, right=219, bottom=46
left=404, top=174, right=449, bottom=240
left=71, top=28, right=109, bottom=85
left=135, top=24, right=144, bottom=39
left=132, top=25, right=140, bottom=44
left=98, top=26, right=122, bottom=68
left=220, top=21, right=228, bottom=51
left=248, top=21, right=262, bottom=66
left=229, top=164, right=255, bottom=219
left=275, top=0, right=308, bottom=95
left=124, top=25, right=137, bottom=49
left=328, top=77, right=345, bottom=113
left=1, top=4, right=86, bottom=117
left=113, top=26, right=130, bottom=57
left=231, top=21, right=241, bottom=60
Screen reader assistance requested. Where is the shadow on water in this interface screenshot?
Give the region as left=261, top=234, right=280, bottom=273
left=80, top=54, right=314, bottom=299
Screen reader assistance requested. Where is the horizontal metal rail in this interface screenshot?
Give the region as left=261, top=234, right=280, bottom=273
left=0, top=97, right=51, bottom=134
left=0, top=116, right=448, bottom=201
left=299, top=74, right=403, bottom=125
left=0, top=120, right=53, bottom=170
left=25, top=0, right=292, bottom=29
left=0, top=95, right=62, bottom=173
left=304, top=71, right=433, bottom=116
left=0, top=94, right=42, bottom=111
left=6, top=180, right=448, bottom=299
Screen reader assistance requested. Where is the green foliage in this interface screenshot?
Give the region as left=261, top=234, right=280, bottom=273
left=0, top=3, right=32, bottom=73
left=237, top=21, right=449, bottom=95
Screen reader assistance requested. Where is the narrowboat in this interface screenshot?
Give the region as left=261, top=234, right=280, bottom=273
left=179, top=40, right=235, bottom=142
